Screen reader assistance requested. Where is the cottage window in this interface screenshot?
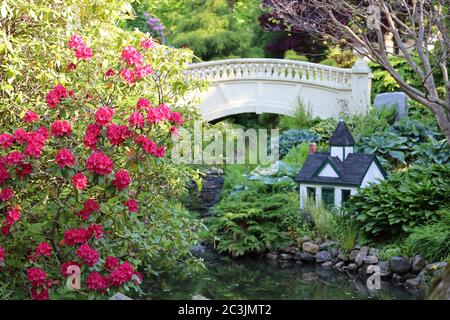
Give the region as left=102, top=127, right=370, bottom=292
left=307, top=187, right=316, bottom=204
left=341, top=189, right=352, bottom=204
left=321, top=187, right=335, bottom=208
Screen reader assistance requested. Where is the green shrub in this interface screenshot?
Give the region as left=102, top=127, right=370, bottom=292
left=278, top=130, right=317, bottom=158
left=279, top=99, right=316, bottom=130
left=311, top=118, right=338, bottom=143
left=303, top=198, right=338, bottom=240
left=345, top=164, right=450, bottom=239
left=282, top=143, right=310, bottom=169
left=284, top=50, right=309, bottom=61
left=404, top=207, right=450, bottom=262
left=206, top=189, right=303, bottom=257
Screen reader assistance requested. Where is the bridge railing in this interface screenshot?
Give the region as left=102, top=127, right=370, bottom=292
left=186, top=58, right=354, bottom=90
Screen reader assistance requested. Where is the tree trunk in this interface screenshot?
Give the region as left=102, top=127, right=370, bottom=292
left=434, top=105, right=450, bottom=145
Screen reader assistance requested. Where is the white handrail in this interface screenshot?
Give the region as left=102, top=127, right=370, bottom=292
left=186, top=58, right=355, bottom=89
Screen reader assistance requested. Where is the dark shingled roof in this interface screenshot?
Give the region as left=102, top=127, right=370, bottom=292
left=329, top=120, right=355, bottom=146
left=295, top=152, right=380, bottom=186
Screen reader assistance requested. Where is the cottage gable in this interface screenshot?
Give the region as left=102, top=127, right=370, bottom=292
left=317, top=162, right=340, bottom=178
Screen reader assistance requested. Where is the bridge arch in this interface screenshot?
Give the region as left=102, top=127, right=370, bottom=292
left=186, top=58, right=372, bottom=122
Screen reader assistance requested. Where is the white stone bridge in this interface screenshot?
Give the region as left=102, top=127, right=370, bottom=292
left=186, top=58, right=372, bottom=122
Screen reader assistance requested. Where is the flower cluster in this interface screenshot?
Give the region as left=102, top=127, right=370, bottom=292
left=27, top=267, right=50, bottom=300
left=0, top=188, right=14, bottom=202
left=84, top=258, right=140, bottom=292
left=76, top=199, right=100, bottom=220
left=0, top=245, right=4, bottom=263
left=51, top=120, right=72, bottom=138
left=86, top=151, right=114, bottom=175
left=2, top=207, right=21, bottom=235
left=106, top=124, right=132, bottom=145
left=76, top=244, right=99, bottom=267
left=24, top=127, right=49, bottom=158
left=35, top=242, right=52, bottom=258
left=112, top=169, right=131, bottom=190
left=24, top=111, right=39, bottom=123
left=46, top=84, right=69, bottom=108
left=119, top=44, right=153, bottom=84
left=72, top=173, right=88, bottom=190
left=83, top=124, right=102, bottom=150
left=125, top=199, right=138, bottom=212
left=135, top=135, right=165, bottom=157
left=95, top=107, right=115, bottom=126
left=55, top=148, right=75, bottom=168
left=68, top=34, right=93, bottom=60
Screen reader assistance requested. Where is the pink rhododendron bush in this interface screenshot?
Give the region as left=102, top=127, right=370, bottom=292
left=0, top=33, right=206, bottom=300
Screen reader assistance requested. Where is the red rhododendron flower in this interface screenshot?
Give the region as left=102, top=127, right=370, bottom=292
left=0, top=188, right=14, bottom=201
left=63, top=228, right=91, bottom=246
left=27, top=267, right=47, bottom=287
left=141, top=38, right=155, bottom=49
left=155, top=146, right=165, bottom=157
left=35, top=242, right=52, bottom=258
left=106, top=124, right=132, bottom=145
left=0, top=164, right=11, bottom=184
left=77, top=244, right=99, bottom=267
left=31, top=287, right=49, bottom=300
left=72, top=173, right=88, bottom=190
left=136, top=98, right=151, bottom=110
left=75, top=209, right=91, bottom=220
left=1, top=225, right=10, bottom=236
left=86, top=151, right=114, bottom=175
left=5, top=151, right=23, bottom=166
left=0, top=245, right=4, bottom=262
left=147, top=104, right=171, bottom=123
left=84, top=199, right=100, bottom=212
left=83, top=124, right=102, bottom=150
left=104, top=256, right=119, bottom=270
left=66, top=62, right=77, bottom=71
left=170, top=126, right=179, bottom=138
left=109, top=262, right=135, bottom=287
left=61, top=261, right=81, bottom=277
left=112, top=169, right=131, bottom=190
left=0, top=133, right=13, bottom=149
left=55, top=148, right=75, bottom=168
left=105, top=68, right=116, bottom=77
left=51, top=120, right=72, bottom=137
left=121, top=46, right=143, bottom=66
left=88, top=224, right=103, bottom=239
left=169, top=112, right=183, bottom=125
left=128, top=112, right=145, bottom=128
left=134, top=64, right=153, bottom=79
left=120, top=68, right=135, bottom=83
left=86, top=272, right=109, bottom=292
left=68, top=34, right=85, bottom=50
left=24, top=110, right=39, bottom=123
left=13, top=129, right=27, bottom=144
left=6, top=207, right=21, bottom=225
left=14, top=162, right=33, bottom=178
left=125, top=199, right=138, bottom=212
left=46, top=84, right=69, bottom=108
left=23, top=127, right=48, bottom=158
left=95, top=107, right=115, bottom=126
left=75, top=45, right=93, bottom=60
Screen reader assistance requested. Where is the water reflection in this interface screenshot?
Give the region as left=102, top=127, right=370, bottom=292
left=142, top=257, right=424, bottom=300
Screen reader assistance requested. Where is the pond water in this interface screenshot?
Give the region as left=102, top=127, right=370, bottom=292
left=141, top=254, right=424, bottom=300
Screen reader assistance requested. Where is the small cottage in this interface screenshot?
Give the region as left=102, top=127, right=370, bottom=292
left=295, top=120, right=386, bottom=209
